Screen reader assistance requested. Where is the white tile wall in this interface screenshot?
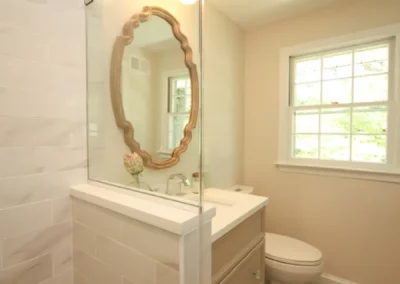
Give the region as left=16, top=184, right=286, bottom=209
left=2, top=221, right=72, bottom=268
left=40, top=270, right=74, bottom=284
left=52, top=246, right=73, bottom=276
left=0, top=0, right=86, bottom=283
left=72, top=198, right=181, bottom=284
left=0, top=254, right=53, bottom=284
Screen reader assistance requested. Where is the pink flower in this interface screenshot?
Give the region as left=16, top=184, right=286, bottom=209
left=123, top=153, right=144, bottom=176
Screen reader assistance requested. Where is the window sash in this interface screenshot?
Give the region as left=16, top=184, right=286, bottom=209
left=289, top=38, right=395, bottom=108
left=168, top=75, right=191, bottom=114
left=290, top=110, right=390, bottom=163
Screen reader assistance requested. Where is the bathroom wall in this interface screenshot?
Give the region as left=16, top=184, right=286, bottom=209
left=122, top=46, right=156, bottom=156
left=87, top=0, right=245, bottom=190
left=244, top=0, right=400, bottom=283
left=203, top=3, right=245, bottom=188
left=72, top=198, right=180, bottom=284
left=0, top=0, right=86, bottom=283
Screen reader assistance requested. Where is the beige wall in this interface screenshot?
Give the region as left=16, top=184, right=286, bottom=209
left=72, top=198, right=180, bottom=284
left=244, top=0, right=400, bottom=283
left=122, top=47, right=156, bottom=154
left=204, top=3, right=245, bottom=187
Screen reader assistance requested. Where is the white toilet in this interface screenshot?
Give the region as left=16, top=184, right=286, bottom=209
left=264, top=233, right=324, bottom=284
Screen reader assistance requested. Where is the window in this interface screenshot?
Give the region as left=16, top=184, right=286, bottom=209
left=290, top=39, right=393, bottom=164
left=167, top=74, right=191, bottom=150
left=278, top=26, right=400, bottom=181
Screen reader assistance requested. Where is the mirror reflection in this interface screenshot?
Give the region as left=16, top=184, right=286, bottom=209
left=112, top=7, right=199, bottom=169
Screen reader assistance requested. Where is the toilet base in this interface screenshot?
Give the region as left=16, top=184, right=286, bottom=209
left=265, top=256, right=323, bottom=284
left=266, top=280, right=316, bottom=284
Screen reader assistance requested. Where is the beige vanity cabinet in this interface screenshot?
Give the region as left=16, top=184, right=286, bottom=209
left=220, top=240, right=265, bottom=284
left=212, top=209, right=265, bottom=284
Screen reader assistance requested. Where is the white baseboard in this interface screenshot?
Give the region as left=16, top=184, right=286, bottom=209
left=318, top=273, right=358, bottom=284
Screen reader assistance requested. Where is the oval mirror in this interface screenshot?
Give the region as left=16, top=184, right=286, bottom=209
left=110, top=6, right=199, bottom=169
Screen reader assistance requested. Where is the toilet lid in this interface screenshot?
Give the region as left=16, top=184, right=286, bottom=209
left=264, top=233, right=323, bottom=266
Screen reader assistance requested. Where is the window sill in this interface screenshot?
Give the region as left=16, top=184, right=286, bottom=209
left=275, top=162, right=400, bottom=184
left=157, top=149, right=173, bottom=158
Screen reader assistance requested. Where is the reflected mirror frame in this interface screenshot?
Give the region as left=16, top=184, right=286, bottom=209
left=110, top=6, right=199, bottom=169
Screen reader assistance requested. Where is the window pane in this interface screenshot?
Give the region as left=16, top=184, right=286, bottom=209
left=293, top=82, right=320, bottom=106
left=168, top=132, right=174, bottom=150
left=322, top=79, right=352, bottom=104
left=171, top=95, right=191, bottom=113
left=293, top=135, right=318, bottom=158
left=321, top=108, right=350, bottom=133
left=354, top=45, right=389, bottom=76
left=171, top=78, right=191, bottom=113
left=355, top=46, right=388, bottom=63
left=185, top=79, right=192, bottom=108
left=185, top=79, right=191, bottom=95
left=295, top=59, right=321, bottom=83
left=323, top=53, right=352, bottom=80
left=352, top=135, right=387, bottom=163
left=354, top=74, right=388, bottom=103
left=352, top=106, right=387, bottom=134
left=354, top=60, right=388, bottom=76
left=168, top=115, right=189, bottom=149
left=176, top=79, right=186, bottom=88
left=321, top=135, right=350, bottom=160
left=294, top=110, right=319, bottom=133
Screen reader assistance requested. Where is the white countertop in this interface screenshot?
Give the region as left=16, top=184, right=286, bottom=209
left=202, top=188, right=268, bottom=242
left=70, top=183, right=216, bottom=235
left=70, top=183, right=268, bottom=241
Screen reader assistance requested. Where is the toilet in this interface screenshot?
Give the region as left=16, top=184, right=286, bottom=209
left=233, top=186, right=324, bottom=283
left=264, top=233, right=324, bottom=284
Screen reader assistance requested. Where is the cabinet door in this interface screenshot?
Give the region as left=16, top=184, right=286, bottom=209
left=220, top=240, right=265, bottom=284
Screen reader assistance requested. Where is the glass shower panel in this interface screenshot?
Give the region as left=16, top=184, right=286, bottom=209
left=85, top=1, right=205, bottom=283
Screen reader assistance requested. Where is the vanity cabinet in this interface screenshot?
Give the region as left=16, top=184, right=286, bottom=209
left=212, top=209, right=265, bottom=284
left=220, top=240, right=265, bottom=284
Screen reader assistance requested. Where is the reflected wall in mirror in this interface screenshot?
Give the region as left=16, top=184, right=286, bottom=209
left=111, top=6, right=199, bottom=169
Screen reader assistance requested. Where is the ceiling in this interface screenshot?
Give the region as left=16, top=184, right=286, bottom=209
left=135, top=16, right=173, bottom=47
left=207, top=0, right=339, bottom=29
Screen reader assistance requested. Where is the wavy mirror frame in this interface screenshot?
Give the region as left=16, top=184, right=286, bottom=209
left=110, top=6, right=199, bottom=169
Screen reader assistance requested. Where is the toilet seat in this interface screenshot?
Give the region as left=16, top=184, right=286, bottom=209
left=265, top=233, right=323, bottom=266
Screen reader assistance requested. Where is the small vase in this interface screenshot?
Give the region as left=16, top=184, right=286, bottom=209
left=129, top=175, right=153, bottom=191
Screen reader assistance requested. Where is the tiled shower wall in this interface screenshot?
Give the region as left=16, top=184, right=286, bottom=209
left=72, top=198, right=180, bottom=284
left=0, top=0, right=86, bottom=283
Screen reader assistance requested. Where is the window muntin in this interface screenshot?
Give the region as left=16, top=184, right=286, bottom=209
left=289, top=40, right=393, bottom=165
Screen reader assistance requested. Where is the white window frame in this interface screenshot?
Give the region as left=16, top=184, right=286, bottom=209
left=157, top=68, right=190, bottom=156
left=277, top=24, right=400, bottom=183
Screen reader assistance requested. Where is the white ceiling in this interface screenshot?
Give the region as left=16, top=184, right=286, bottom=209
left=207, top=0, right=339, bottom=29
left=135, top=16, right=173, bottom=47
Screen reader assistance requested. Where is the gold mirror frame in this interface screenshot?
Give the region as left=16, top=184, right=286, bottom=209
left=110, top=6, right=199, bottom=169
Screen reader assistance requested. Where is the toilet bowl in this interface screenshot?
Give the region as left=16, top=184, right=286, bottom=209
left=264, top=233, right=324, bottom=284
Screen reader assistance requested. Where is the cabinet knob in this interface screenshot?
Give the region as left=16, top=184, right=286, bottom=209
left=253, top=270, right=261, bottom=280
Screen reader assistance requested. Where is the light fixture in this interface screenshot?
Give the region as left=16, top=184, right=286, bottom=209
left=180, top=0, right=198, bottom=4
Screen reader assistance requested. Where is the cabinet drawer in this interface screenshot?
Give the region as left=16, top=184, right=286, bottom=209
left=212, top=210, right=263, bottom=276
left=220, top=239, right=265, bottom=284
